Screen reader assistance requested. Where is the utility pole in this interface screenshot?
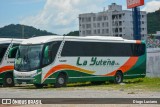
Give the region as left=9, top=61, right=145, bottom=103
left=133, top=7, right=141, bottom=40
left=22, top=25, right=24, bottom=39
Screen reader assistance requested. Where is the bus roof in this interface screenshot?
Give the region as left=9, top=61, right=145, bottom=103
left=0, top=38, right=25, bottom=44
left=21, top=35, right=137, bottom=45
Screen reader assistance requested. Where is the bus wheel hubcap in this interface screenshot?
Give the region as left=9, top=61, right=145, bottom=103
left=58, top=78, right=64, bottom=84
left=7, top=78, right=12, bottom=84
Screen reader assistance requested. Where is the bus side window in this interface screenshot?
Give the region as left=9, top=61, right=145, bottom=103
left=43, top=45, right=50, bottom=65
left=133, top=44, right=145, bottom=56
left=8, top=44, right=19, bottom=58
left=42, top=41, right=61, bottom=66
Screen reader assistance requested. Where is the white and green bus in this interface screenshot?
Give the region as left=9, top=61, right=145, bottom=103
left=14, top=36, right=146, bottom=88
left=0, top=38, right=24, bottom=87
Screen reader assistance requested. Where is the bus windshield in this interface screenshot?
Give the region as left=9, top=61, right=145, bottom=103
left=15, top=44, right=43, bottom=71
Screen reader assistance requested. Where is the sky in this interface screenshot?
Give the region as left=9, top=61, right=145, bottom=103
left=0, top=0, right=160, bottom=35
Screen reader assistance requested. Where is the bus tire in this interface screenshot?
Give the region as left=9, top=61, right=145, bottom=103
left=114, top=71, right=123, bottom=84
left=54, top=73, right=67, bottom=88
left=34, top=84, right=44, bottom=88
left=3, top=74, right=15, bottom=87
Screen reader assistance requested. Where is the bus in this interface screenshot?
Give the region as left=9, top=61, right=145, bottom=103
left=0, top=38, right=25, bottom=87
left=14, top=36, right=146, bottom=88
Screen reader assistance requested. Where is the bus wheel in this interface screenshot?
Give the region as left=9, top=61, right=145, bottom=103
left=34, top=84, right=44, bottom=88
left=54, top=73, right=67, bottom=88
left=3, top=74, right=15, bottom=87
left=114, top=71, right=123, bottom=84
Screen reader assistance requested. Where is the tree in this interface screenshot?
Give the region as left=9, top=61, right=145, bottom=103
left=0, top=24, right=56, bottom=38
left=64, top=31, right=79, bottom=36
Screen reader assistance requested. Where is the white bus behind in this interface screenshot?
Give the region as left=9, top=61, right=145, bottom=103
left=0, top=38, right=25, bottom=87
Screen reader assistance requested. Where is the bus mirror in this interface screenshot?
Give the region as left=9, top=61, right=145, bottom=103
left=44, top=46, right=49, bottom=58
left=8, top=46, right=18, bottom=58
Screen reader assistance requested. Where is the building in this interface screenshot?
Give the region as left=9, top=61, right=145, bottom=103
left=79, top=3, right=147, bottom=40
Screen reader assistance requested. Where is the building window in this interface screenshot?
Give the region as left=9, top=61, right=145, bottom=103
left=103, top=16, right=108, bottom=20
left=97, top=23, right=100, bottom=27
left=94, top=30, right=97, bottom=34
left=86, top=17, right=91, bottom=22
left=82, top=24, right=85, bottom=29
left=86, top=30, right=91, bottom=35
left=93, top=17, right=96, bottom=21
left=93, top=23, right=96, bottom=28
left=97, top=16, right=102, bottom=21
left=97, top=29, right=100, bottom=34
left=105, top=29, right=109, bottom=33
left=102, top=23, right=104, bottom=27
left=86, top=24, right=91, bottom=29
left=82, top=18, right=84, bottom=22
left=119, top=15, right=122, bottom=19
left=102, top=29, right=105, bottom=34
left=119, top=28, right=122, bottom=32
left=119, top=21, right=122, bottom=26
left=105, top=22, right=108, bottom=27
left=115, top=28, right=118, bottom=33
left=83, top=31, right=85, bottom=35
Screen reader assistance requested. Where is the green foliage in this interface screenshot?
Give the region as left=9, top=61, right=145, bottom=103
left=66, top=77, right=160, bottom=91
left=147, top=9, right=160, bottom=34
left=0, top=24, right=56, bottom=38
left=64, top=31, right=79, bottom=36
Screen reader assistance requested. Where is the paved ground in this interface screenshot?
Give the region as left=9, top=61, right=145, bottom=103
left=0, top=85, right=160, bottom=107
left=0, top=85, right=160, bottom=98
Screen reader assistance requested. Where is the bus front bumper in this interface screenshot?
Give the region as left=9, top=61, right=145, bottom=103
left=15, top=78, right=34, bottom=84
left=14, top=70, right=42, bottom=84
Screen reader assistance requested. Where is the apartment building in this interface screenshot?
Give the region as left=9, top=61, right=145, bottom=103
left=79, top=3, right=147, bottom=40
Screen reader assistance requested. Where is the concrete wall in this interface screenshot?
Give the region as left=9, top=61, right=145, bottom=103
left=147, top=48, right=160, bottom=77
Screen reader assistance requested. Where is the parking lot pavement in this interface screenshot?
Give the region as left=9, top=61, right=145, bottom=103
left=0, top=86, right=160, bottom=98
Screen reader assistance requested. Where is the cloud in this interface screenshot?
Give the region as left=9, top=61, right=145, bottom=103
left=20, top=0, right=107, bottom=35
left=142, top=0, right=160, bottom=13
